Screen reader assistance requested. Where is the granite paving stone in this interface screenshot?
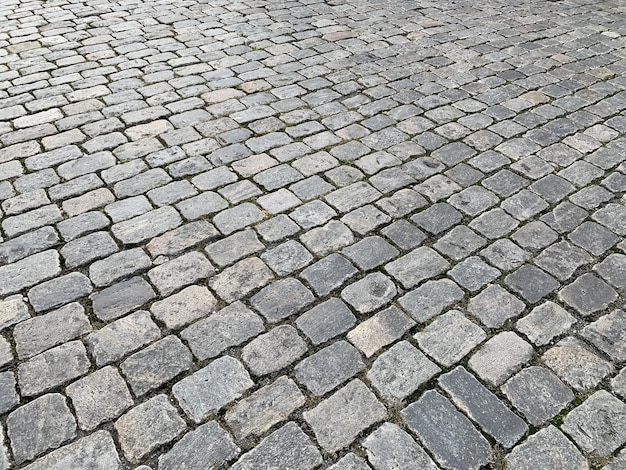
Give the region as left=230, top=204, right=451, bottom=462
left=363, top=423, right=439, bottom=470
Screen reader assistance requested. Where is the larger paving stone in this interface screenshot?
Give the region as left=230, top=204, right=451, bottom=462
left=562, top=390, right=626, bottom=457
left=158, top=421, right=239, bottom=470
left=385, top=247, right=450, bottom=289
left=0, top=295, right=30, bottom=332
left=27, top=272, right=92, bottom=312
left=542, top=337, right=613, bottom=390
left=66, top=366, right=133, bottom=431
left=505, top=426, right=587, bottom=470
left=206, top=229, right=265, bottom=267
left=88, top=248, right=151, bottom=287
left=18, top=340, right=90, bottom=397
left=13, top=302, right=90, bottom=359
left=415, top=310, right=486, bottom=367
left=115, top=395, right=186, bottom=463
left=181, top=301, right=264, bottom=360
left=242, top=325, right=307, bottom=375
left=150, top=285, right=217, bottom=330
left=300, top=220, right=355, bottom=256
left=209, top=257, right=274, bottom=302
left=213, top=203, right=264, bottom=235
left=121, top=335, right=193, bottom=396
left=515, top=301, right=576, bottom=346
left=225, top=376, right=305, bottom=439
left=231, top=422, right=322, bottom=470
left=398, top=279, right=464, bottom=322
left=296, top=298, right=356, bottom=345
left=558, top=273, right=618, bottom=316
left=22, top=431, right=121, bottom=470
left=251, top=278, right=314, bottom=322
left=90, top=276, right=156, bottom=321
left=468, top=332, right=533, bottom=386
left=581, top=309, right=626, bottom=361
left=86, top=311, right=161, bottom=366
left=447, top=256, right=501, bottom=292
left=295, top=341, right=364, bottom=396
left=439, top=366, right=527, bottom=448
left=147, top=251, right=214, bottom=296
left=173, top=356, right=254, bottom=423
left=502, top=366, right=574, bottom=426
left=0, top=250, right=60, bottom=296
left=363, top=422, right=438, bottom=470
left=341, top=273, right=397, bottom=314
left=348, top=306, right=415, bottom=357
left=111, top=206, right=182, bottom=244
left=7, top=393, right=76, bottom=464
left=367, top=340, right=440, bottom=401
left=146, top=220, right=220, bottom=257
left=401, top=390, right=490, bottom=470
left=304, top=379, right=386, bottom=452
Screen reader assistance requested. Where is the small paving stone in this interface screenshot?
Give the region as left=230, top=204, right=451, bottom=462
left=401, top=390, right=490, bottom=470
left=251, top=278, right=314, bottom=322
left=594, top=253, right=626, bottom=289
left=467, top=285, right=526, bottom=328
left=205, top=230, right=264, bottom=267
left=581, top=309, right=626, bottom=362
left=111, top=206, right=182, bottom=245
left=226, top=376, right=305, bottom=438
left=439, top=366, right=527, bottom=447
left=115, top=395, right=187, bottom=463
left=363, top=423, right=439, bottom=470
left=0, top=372, right=18, bottom=415
left=385, top=247, right=450, bottom=289
left=89, top=248, right=151, bottom=287
left=613, top=368, right=626, bottom=399
left=562, top=390, right=626, bottom=457
left=295, top=341, right=364, bottom=396
left=534, top=240, right=593, bottom=281
left=348, top=306, right=415, bottom=357
left=505, top=426, right=587, bottom=470
left=296, top=298, right=357, bottom=345
left=209, top=257, right=274, bottom=303
left=568, top=220, right=619, bottom=256
left=7, top=393, right=76, bottom=465
left=289, top=200, right=337, bottom=229
left=542, top=337, right=613, bottom=391
left=505, top=264, right=559, bottom=304
left=511, top=221, right=558, bottom=251
left=146, top=220, right=219, bottom=257
left=147, top=251, right=214, bottom=296
left=342, top=236, right=399, bottom=271
left=502, top=366, right=574, bottom=426
left=0, top=249, right=61, bottom=296
left=341, top=273, right=397, bottom=314
left=381, top=220, right=426, bottom=250
left=367, top=340, right=440, bottom=401
left=304, top=379, right=386, bottom=452
left=21, top=431, right=121, bottom=470
left=516, top=301, right=576, bottom=346
left=242, top=325, right=307, bottom=376
left=121, top=335, right=193, bottom=397
left=411, top=202, right=462, bottom=234
left=13, top=302, right=90, bottom=359
left=27, top=272, right=92, bottom=312
left=469, top=208, right=519, bottom=239
left=173, top=356, right=254, bottom=423
left=181, top=301, right=264, bottom=360
left=66, top=366, right=133, bottom=431
left=299, top=253, right=357, bottom=296
left=18, top=340, right=90, bottom=397
left=0, top=226, right=60, bottom=265
left=90, top=276, right=156, bottom=322
left=433, top=226, right=486, bottom=260
left=150, top=285, right=217, bottom=330
left=158, top=421, right=239, bottom=470
left=261, top=240, right=312, bottom=276
left=469, top=332, right=533, bottom=387
left=60, top=231, right=119, bottom=268
left=592, top=202, right=626, bottom=235
left=558, top=274, right=618, bottom=316
left=341, top=204, right=391, bottom=235
left=415, top=310, right=486, bottom=367
left=300, top=220, right=355, bottom=256
left=86, top=311, right=161, bottom=366
left=57, top=211, right=110, bottom=241
left=447, top=256, right=501, bottom=292
left=328, top=453, right=371, bottom=470
left=398, top=279, right=465, bottom=322
left=231, top=422, right=322, bottom=470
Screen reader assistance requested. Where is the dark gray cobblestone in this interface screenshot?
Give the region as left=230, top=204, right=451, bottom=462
left=1, top=0, right=625, bottom=467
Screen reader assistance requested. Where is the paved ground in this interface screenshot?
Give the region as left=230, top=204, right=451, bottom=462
left=0, top=0, right=625, bottom=468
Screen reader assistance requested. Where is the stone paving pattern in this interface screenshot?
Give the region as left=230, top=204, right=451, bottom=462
left=0, top=0, right=625, bottom=468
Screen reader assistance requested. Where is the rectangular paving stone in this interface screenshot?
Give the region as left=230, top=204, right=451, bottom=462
left=146, top=220, right=220, bottom=257
left=13, top=302, right=90, bottom=359
left=56, top=211, right=110, bottom=241
left=111, top=206, right=182, bottom=244
left=295, top=298, right=357, bottom=345
left=90, top=276, right=156, bottom=322
left=173, top=356, right=254, bottom=423
left=439, top=366, right=528, bottom=448
left=176, top=191, right=228, bottom=220
left=27, top=272, right=92, bottom=312
left=181, top=301, right=264, bottom=360
left=158, top=422, right=240, bottom=470
left=363, top=423, right=439, bottom=470
left=304, top=379, right=386, bottom=452
left=89, top=248, right=151, bottom=287
left=225, top=376, right=305, bottom=439
left=60, top=231, right=119, bottom=268
left=231, top=422, right=322, bottom=470
left=505, top=426, right=587, bottom=470
left=348, top=306, right=415, bottom=357
left=251, top=278, right=314, bottom=323
left=385, top=247, right=450, bottom=289
left=209, top=257, right=274, bottom=303
left=401, top=390, right=490, bottom=470
left=205, top=229, right=265, bottom=267
left=86, top=311, right=161, bottom=366
left=147, top=251, right=214, bottom=296
left=242, top=325, right=308, bottom=376
left=121, top=335, right=193, bottom=397
left=18, top=340, right=91, bottom=397
left=0, top=226, right=59, bottom=265
left=325, top=181, right=382, bottom=212
left=0, top=295, right=30, bottom=332
left=150, top=285, right=217, bottom=330
left=0, top=249, right=61, bottom=296
left=212, top=202, right=265, bottom=235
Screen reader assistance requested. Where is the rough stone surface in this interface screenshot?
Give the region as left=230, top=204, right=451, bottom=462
left=363, top=423, right=439, bottom=470
left=506, top=426, right=588, bottom=470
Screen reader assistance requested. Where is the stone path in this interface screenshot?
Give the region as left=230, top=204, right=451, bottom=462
left=0, top=0, right=625, bottom=468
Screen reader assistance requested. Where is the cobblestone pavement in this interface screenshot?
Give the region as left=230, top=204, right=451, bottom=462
left=0, top=0, right=625, bottom=468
